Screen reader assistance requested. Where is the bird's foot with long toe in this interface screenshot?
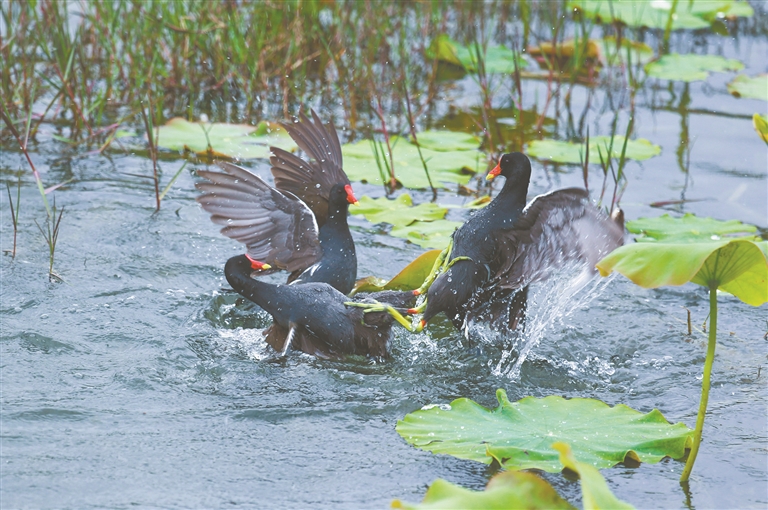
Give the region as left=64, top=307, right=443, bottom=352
left=413, top=241, right=452, bottom=296
left=344, top=300, right=424, bottom=333
left=414, top=239, right=472, bottom=296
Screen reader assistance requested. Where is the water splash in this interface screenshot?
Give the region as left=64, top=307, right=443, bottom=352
left=215, top=327, right=274, bottom=361
left=488, top=262, right=616, bottom=380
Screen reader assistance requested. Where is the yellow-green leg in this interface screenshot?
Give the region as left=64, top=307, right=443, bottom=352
left=414, top=239, right=473, bottom=296
left=345, top=301, right=425, bottom=333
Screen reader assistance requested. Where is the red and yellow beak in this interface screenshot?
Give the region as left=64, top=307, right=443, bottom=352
left=486, top=160, right=501, bottom=181
left=345, top=184, right=359, bottom=205
left=246, top=254, right=272, bottom=271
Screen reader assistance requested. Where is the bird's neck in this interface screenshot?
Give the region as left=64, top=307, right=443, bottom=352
left=225, top=255, right=275, bottom=309
left=490, top=177, right=529, bottom=219
left=321, top=203, right=352, bottom=244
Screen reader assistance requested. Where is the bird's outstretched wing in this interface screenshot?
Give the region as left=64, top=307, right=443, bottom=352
left=270, top=109, right=348, bottom=227
left=492, top=188, right=624, bottom=290
left=196, top=161, right=322, bottom=273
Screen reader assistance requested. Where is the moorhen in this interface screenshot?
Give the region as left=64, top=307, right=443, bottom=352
left=198, top=111, right=416, bottom=356
left=225, top=254, right=415, bottom=358
left=197, top=162, right=358, bottom=294
left=197, top=109, right=357, bottom=293
left=411, top=152, right=624, bottom=332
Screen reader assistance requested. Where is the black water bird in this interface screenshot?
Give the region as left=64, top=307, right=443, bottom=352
left=196, top=110, right=357, bottom=294
left=419, top=152, right=624, bottom=332
left=197, top=161, right=357, bottom=293
left=197, top=111, right=415, bottom=357
left=225, top=254, right=415, bottom=358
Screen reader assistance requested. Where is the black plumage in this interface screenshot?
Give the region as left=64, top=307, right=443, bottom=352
left=195, top=109, right=357, bottom=294
left=422, top=152, right=624, bottom=331
left=225, top=255, right=415, bottom=359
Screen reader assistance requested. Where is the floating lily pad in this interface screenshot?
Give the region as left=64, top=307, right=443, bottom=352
left=571, top=0, right=752, bottom=30
left=571, top=0, right=708, bottom=30
left=153, top=118, right=296, bottom=159
left=342, top=136, right=480, bottom=189
left=645, top=54, right=743, bottom=82
left=595, top=37, right=655, bottom=65
left=390, top=220, right=461, bottom=249
left=352, top=250, right=442, bottom=295
left=553, top=443, right=635, bottom=510
left=728, top=74, right=768, bottom=101
left=392, top=471, right=574, bottom=510
left=396, top=389, right=693, bottom=472
left=527, top=136, right=661, bottom=164
left=723, top=1, right=755, bottom=18
left=597, top=238, right=768, bottom=306
left=427, top=34, right=528, bottom=74
left=754, top=113, right=768, bottom=144
left=412, top=130, right=482, bottom=152
left=627, top=214, right=758, bottom=242
left=527, top=38, right=601, bottom=75
left=353, top=194, right=448, bottom=226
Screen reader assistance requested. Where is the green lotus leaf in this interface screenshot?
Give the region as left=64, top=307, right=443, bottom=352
left=597, top=239, right=768, bottom=307
left=391, top=471, right=574, bottom=510
left=527, top=38, right=601, bottom=74
left=570, top=0, right=710, bottom=30
left=728, top=74, right=768, bottom=100
left=723, top=1, right=755, bottom=18
left=153, top=118, right=296, bottom=159
left=427, top=34, right=527, bottom=74
left=342, top=136, right=480, bottom=189
left=626, top=213, right=758, bottom=242
left=396, top=389, right=693, bottom=473
left=645, top=53, right=743, bottom=82
left=571, top=0, right=752, bottom=30
left=412, top=130, right=481, bottom=152
left=754, top=114, right=768, bottom=144
left=389, top=220, right=461, bottom=249
left=595, top=37, right=655, bottom=65
left=527, top=136, right=660, bottom=164
left=352, top=250, right=442, bottom=295
left=352, top=194, right=448, bottom=227
left=553, top=443, right=635, bottom=510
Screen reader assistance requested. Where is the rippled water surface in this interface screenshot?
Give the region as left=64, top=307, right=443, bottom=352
left=2, top=7, right=768, bottom=510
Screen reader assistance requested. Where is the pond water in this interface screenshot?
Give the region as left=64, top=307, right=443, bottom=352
left=2, top=4, right=767, bottom=509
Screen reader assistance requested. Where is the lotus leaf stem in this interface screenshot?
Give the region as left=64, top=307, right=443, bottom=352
left=680, top=282, right=718, bottom=482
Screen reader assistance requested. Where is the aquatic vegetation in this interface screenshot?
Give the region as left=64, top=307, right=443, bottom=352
left=527, top=136, right=661, bottom=165
left=4, top=179, right=21, bottom=258
left=152, top=118, right=296, bottom=159
left=571, top=0, right=753, bottom=31
left=342, top=135, right=481, bottom=189
left=394, top=445, right=636, bottom=510
left=645, top=53, right=744, bottom=82
left=353, top=195, right=447, bottom=226
left=426, top=34, right=528, bottom=75
left=396, top=389, right=693, bottom=472
left=352, top=249, right=441, bottom=295
left=553, top=443, right=635, bottom=510
left=728, top=74, right=768, bottom=100
left=351, top=194, right=461, bottom=249
left=33, top=201, right=65, bottom=282
left=626, top=214, right=759, bottom=242
left=393, top=470, right=575, bottom=510
left=597, top=217, right=768, bottom=481
left=754, top=113, right=768, bottom=144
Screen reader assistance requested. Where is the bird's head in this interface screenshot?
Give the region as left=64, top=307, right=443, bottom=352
left=486, top=152, right=532, bottom=184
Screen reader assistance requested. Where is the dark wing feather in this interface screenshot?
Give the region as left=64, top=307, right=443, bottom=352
left=270, top=109, right=348, bottom=227
left=196, top=161, right=322, bottom=273
left=492, top=188, right=624, bottom=290
left=263, top=323, right=334, bottom=359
